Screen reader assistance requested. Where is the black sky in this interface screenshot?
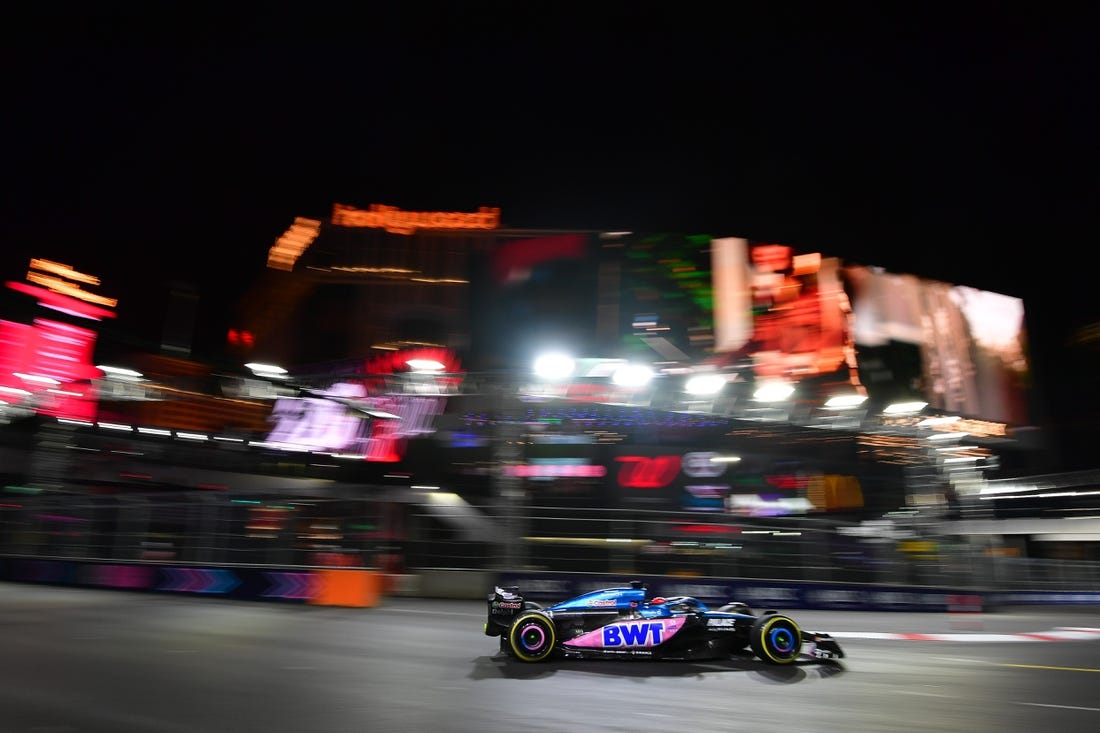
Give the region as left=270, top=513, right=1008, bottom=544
left=1, top=4, right=1098, bottom=466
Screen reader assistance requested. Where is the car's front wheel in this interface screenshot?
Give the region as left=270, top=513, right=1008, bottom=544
left=508, top=612, right=557, bottom=662
left=749, top=613, right=802, bottom=665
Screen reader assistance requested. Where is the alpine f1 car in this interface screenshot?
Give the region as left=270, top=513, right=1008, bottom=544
left=485, top=580, right=845, bottom=665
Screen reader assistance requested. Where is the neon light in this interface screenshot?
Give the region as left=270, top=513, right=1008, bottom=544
left=28, top=259, right=101, bottom=285
left=504, top=463, right=608, bottom=478
left=331, top=203, right=501, bottom=234
left=7, top=282, right=117, bottom=320
left=25, top=259, right=117, bottom=308
left=267, top=217, right=322, bottom=271
left=615, top=455, right=682, bottom=489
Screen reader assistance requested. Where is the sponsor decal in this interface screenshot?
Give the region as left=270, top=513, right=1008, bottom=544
left=566, top=618, right=687, bottom=649
left=588, top=599, right=617, bottom=607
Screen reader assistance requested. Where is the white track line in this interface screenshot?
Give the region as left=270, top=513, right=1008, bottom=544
left=831, top=627, right=1100, bottom=642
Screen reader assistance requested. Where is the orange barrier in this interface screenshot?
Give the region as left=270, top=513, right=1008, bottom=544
left=309, top=569, right=383, bottom=607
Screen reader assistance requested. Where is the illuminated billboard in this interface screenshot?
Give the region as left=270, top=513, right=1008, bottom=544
left=711, top=238, right=1030, bottom=425
left=844, top=263, right=1029, bottom=425
left=610, top=446, right=864, bottom=515
left=0, top=260, right=117, bottom=422
left=261, top=347, right=461, bottom=461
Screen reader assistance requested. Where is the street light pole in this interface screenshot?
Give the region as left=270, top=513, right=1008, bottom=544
left=491, top=377, right=527, bottom=570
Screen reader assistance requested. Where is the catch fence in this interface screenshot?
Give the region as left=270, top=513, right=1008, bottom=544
left=1, top=491, right=1097, bottom=593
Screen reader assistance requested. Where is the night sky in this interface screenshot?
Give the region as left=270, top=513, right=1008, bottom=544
left=1, top=5, right=1097, bottom=467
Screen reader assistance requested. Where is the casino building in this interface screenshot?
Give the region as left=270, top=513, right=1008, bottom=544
left=228, top=203, right=610, bottom=374
left=0, top=201, right=1057, bottom=560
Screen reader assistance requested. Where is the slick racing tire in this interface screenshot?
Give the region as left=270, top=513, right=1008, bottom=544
left=508, top=612, right=557, bottom=662
left=749, top=613, right=802, bottom=665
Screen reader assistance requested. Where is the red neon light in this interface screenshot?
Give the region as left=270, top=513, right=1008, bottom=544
left=0, top=318, right=100, bottom=421
left=363, top=346, right=462, bottom=375
left=227, top=329, right=255, bottom=347
left=615, top=455, right=681, bottom=489
left=673, top=524, right=741, bottom=534
left=6, top=281, right=116, bottom=320
left=765, top=474, right=809, bottom=490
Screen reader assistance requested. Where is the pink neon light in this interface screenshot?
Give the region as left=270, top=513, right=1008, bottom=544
left=6, top=281, right=116, bottom=320
left=503, top=464, right=607, bottom=478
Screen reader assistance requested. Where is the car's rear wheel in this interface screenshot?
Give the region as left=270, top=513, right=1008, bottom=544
left=749, top=613, right=802, bottom=665
left=508, top=612, right=557, bottom=662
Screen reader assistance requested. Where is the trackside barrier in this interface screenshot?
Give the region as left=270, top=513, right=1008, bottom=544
left=0, top=556, right=384, bottom=608
left=4, top=558, right=1100, bottom=610
left=492, top=571, right=977, bottom=612
left=488, top=572, right=1100, bottom=610
left=310, top=569, right=383, bottom=608
left=409, top=570, right=1087, bottom=613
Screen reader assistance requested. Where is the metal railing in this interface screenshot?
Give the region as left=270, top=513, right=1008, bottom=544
left=3, top=490, right=1098, bottom=594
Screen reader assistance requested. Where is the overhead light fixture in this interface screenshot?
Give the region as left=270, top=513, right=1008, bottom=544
left=533, top=352, right=575, bottom=381
left=753, top=380, right=795, bottom=402
left=96, top=365, right=144, bottom=381
left=611, top=364, right=654, bottom=388
left=685, top=374, right=726, bottom=395
left=824, top=393, right=868, bottom=409
left=883, top=400, right=928, bottom=415
left=245, top=362, right=288, bottom=379
left=406, top=359, right=446, bottom=373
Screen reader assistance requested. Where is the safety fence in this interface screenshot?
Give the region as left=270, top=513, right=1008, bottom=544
left=1, top=491, right=1099, bottom=607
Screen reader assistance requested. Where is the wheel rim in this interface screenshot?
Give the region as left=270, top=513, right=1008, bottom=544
left=769, top=625, right=796, bottom=654
left=519, top=623, right=546, bottom=651
left=755, top=615, right=802, bottom=663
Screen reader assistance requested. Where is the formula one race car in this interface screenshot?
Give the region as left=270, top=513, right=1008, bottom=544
left=485, top=580, right=845, bottom=665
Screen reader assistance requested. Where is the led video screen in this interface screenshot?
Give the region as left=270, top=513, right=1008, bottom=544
left=711, top=237, right=1030, bottom=425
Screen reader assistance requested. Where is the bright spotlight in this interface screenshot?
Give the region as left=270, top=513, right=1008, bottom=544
left=611, top=364, right=654, bottom=388
left=406, top=359, right=446, bottom=373
left=883, top=400, right=928, bottom=415
left=533, top=353, right=575, bottom=381
left=824, top=393, right=868, bottom=409
left=753, top=380, right=795, bottom=402
left=96, top=365, right=144, bottom=380
left=245, top=362, right=288, bottom=379
left=685, top=374, right=726, bottom=395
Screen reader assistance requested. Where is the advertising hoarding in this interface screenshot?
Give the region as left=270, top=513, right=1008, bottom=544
left=711, top=238, right=1030, bottom=425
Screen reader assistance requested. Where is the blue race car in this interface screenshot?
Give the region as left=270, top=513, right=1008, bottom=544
left=485, top=580, right=845, bottom=665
